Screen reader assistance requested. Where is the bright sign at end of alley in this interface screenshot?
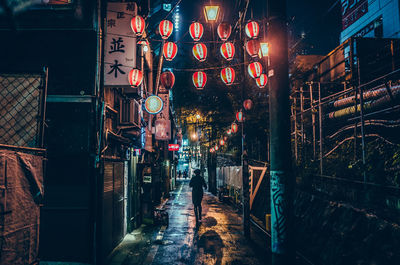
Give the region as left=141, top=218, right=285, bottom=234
left=168, top=144, right=180, bottom=151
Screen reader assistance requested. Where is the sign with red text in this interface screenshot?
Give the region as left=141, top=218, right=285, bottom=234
left=168, top=144, right=180, bottom=151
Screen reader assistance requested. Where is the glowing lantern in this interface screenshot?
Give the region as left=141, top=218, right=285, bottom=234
left=131, top=16, right=145, bottom=36
left=192, top=43, right=207, bottom=62
left=215, top=145, right=219, bottom=151
left=220, top=67, right=235, bottom=86
left=256, top=73, right=268, bottom=88
left=144, top=95, right=163, bottom=115
left=236, top=111, right=244, bottom=122
left=246, top=39, right=260, bottom=58
left=231, top=123, right=238, bottom=133
left=160, top=71, right=175, bottom=90
left=159, top=20, right=173, bottom=39
left=220, top=42, right=235, bottom=61
left=189, top=22, right=204, bottom=41
left=210, top=148, right=215, bottom=153
left=248, top=62, right=263, bottom=78
left=227, top=129, right=232, bottom=135
left=217, top=22, right=232, bottom=41
left=192, top=71, right=207, bottom=90
left=219, top=139, right=225, bottom=146
left=163, top=42, right=178, bottom=61
left=128, top=69, right=143, bottom=87
left=223, top=136, right=228, bottom=141
left=243, top=99, right=253, bottom=110
left=245, top=21, right=259, bottom=39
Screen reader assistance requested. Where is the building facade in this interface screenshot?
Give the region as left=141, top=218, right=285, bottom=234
left=341, top=0, right=400, bottom=42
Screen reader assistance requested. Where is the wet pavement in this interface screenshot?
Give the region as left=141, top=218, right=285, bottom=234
left=107, top=179, right=269, bottom=265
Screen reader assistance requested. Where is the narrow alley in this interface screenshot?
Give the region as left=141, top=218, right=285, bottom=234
left=107, top=179, right=269, bottom=265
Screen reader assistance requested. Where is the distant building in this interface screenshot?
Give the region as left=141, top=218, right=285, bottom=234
left=340, top=0, right=400, bottom=43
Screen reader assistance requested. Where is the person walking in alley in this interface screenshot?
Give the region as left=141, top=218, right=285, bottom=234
left=189, top=169, right=207, bottom=227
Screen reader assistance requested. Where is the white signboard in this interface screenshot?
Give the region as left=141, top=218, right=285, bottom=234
left=105, top=2, right=137, bottom=86
left=155, top=119, right=171, bottom=141
left=156, top=92, right=170, bottom=120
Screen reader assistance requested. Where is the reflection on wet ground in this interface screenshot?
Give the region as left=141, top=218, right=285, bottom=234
left=108, top=179, right=268, bottom=265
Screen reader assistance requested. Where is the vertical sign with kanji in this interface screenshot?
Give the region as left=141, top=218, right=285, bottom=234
left=105, top=2, right=137, bottom=86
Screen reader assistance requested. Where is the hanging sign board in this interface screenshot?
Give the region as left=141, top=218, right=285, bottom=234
left=168, top=144, right=180, bottom=151
left=156, top=92, right=170, bottom=120
left=105, top=2, right=137, bottom=86
left=155, top=119, right=171, bottom=140
left=144, top=95, right=164, bottom=115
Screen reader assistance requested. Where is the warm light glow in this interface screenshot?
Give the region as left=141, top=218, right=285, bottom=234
left=260, top=42, right=269, bottom=57
left=191, top=132, right=198, bottom=140
left=196, top=114, right=201, bottom=119
left=204, top=5, right=220, bottom=22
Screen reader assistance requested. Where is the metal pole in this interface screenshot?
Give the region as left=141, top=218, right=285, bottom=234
left=293, top=95, right=298, bottom=161
left=267, top=1, right=294, bottom=263
left=357, top=59, right=367, bottom=182
left=353, top=82, right=358, bottom=160
left=309, top=83, right=316, bottom=160
left=318, top=82, right=323, bottom=175
left=240, top=15, right=251, bottom=239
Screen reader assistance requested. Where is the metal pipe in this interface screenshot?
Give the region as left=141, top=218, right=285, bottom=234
left=358, top=59, right=367, bottom=182
left=318, top=82, right=323, bottom=175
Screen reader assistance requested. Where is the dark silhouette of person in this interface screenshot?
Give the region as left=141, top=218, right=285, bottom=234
left=189, top=169, right=207, bottom=226
left=183, top=170, right=188, bottom=179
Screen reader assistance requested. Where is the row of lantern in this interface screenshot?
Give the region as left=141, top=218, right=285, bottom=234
left=129, top=63, right=267, bottom=90
left=132, top=17, right=258, bottom=42
left=209, top=99, right=253, bottom=153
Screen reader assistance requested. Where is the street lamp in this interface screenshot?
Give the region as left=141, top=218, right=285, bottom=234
left=204, top=5, right=220, bottom=22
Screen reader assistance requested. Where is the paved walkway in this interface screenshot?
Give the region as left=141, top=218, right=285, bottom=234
left=107, top=179, right=268, bottom=265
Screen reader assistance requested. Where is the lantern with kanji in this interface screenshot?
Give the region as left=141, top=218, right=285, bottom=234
left=189, top=22, right=204, bottom=41
left=128, top=68, right=143, bottom=87
left=159, top=20, right=173, bottom=39
left=231, top=123, right=238, bottom=133
left=160, top=71, right=175, bottom=90
left=236, top=111, right=244, bottom=122
left=163, top=42, right=178, bottom=61
left=220, top=67, right=235, bottom=86
left=220, top=42, right=235, bottom=61
left=192, top=71, right=207, bottom=90
left=131, top=15, right=145, bottom=36
left=246, top=39, right=260, bottom=58
left=192, top=43, right=207, bottom=62
left=243, top=99, right=253, bottom=110
left=245, top=21, right=259, bottom=39
left=219, top=139, right=225, bottom=146
left=256, top=73, right=268, bottom=88
left=217, top=22, right=232, bottom=41
left=248, top=62, right=263, bottom=78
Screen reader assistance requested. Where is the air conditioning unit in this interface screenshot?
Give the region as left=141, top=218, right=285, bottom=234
left=119, top=99, right=140, bottom=127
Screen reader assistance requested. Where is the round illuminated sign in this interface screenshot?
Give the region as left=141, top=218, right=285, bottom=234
left=144, top=95, right=163, bottom=115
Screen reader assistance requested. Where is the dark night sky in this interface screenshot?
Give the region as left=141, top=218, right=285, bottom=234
left=164, top=0, right=342, bottom=56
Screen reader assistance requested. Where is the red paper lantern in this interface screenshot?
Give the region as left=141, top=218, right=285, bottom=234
left=231, top=123, right=238, bottom=133
left=163, top=42, right=178, bottom=61
left=215, top=145, right=219, bottom=151
left=220, top=42, right=235, bottom=61
left=192, top=71, right=207, bottom=90
left=192, top=43, right=207, bottom=62
left=189, top=22, right=204, bottom=41
left=219, top=139, right=225, bottom=146
left=210, top=148, right=215, bottom=153
left=131, top=15, right=145, bottom=36
left=248, top=62, right=263, bottom=78
left=245, top=21, right=260, bottom=39
left=217, top=22, right=232, bottom=41
left=160, top=71, right=175, bottom=90
left=128, top=69, right=143, bottom=87
left=243, top=99, right=253, bottom=110
left=220, top=67, right=235, bottom=86
left=159, top=20, right=173, bottom=39
left=236, top=111, right=244, bottom=122
left=227, top=129, right=232, bottom=135
left=246, top=39, right=260, bottom=58
left=256, top=73, right=268, bottom=88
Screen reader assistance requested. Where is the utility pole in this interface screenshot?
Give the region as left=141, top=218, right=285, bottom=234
left=267, top=1, right=294, bottom=264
